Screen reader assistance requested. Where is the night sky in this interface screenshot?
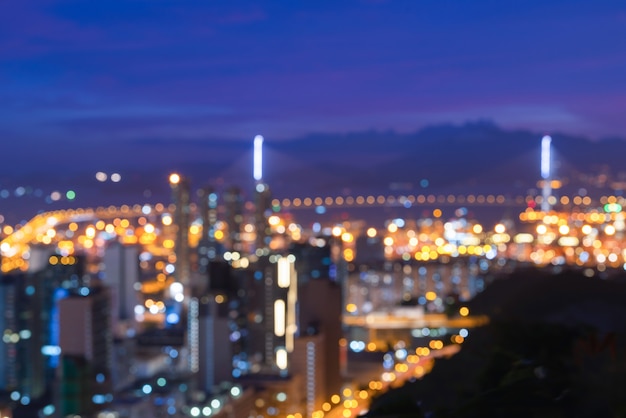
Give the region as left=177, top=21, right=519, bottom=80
left=1, top=0, right=626, bottom=221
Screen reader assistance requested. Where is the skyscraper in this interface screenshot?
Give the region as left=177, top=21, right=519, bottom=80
left=169, top=173, right=192, bottom=285
left=224, top=186, right=244, bottom=252
left=103, top=242, right=140, bottom=338
left=58, top=286, right=113, bottom=415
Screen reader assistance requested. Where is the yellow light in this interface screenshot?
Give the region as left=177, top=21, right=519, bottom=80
left=163, top=239, right=175, bottom=249
left=459, top=306, right=469, bottom=316
left=383, top=237, right=394, bottom=246
left=214, top=230, right=224, bottom=240
left=346, top=303, right=357, bottom=313
left=387, top=223, right=398, bottom=233
left=366, top=227, right=377, bottom=238
left=425, top=291, right=436, bottom=301
left=274, top=300, right=286, bottom=337
left=341, top=232, right=353, bottom=243
left=343, top=248, right=354, bottom=262
left=3, top=225, right=14, bottom=235
left=332, top=226, right=343, bottom=237
left=331, top=394, right=341, bottom=404
left=215, top=294, right=225, bottom=303
left=277, top=257, right=291, bottom=288
left=322, top=402, right=331, bottom=412
left=68, top=222, right=78, bottom=232
left=276, top=348, right=288, bottom=370
left=536, top=224, right=547, bottom=235
left=144, top=224, right=155, bottom=234
left=342, top=388, right=352, bottom=398
left=558, top=224, right=570, bottom=235
left=169, top=173, right=180, bottom=184
left=189, top=224, right=200, bottom=235
left=472, top=224, right=483, bottom=234
left=268, top=215, right=280, bottom=226
left=494, top=223, right=506, bottom=233
left=162, top=215, right=173, bottom=226
left=433, top=209, right=442, bottom=218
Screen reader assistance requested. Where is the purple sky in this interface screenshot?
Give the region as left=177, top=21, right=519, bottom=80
left=2, top=0, right=625, bottom=147
left=1, top=0, right=626, bottom=224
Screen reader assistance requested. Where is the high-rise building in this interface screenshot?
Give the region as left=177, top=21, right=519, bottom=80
left=197, top=298, right=232, bottom=392
left=197, top=185, right=220, bottom=273
left=291, top=333, right=326, bottom=417
left=254, top=183, right=272, bottom=251
left=224, top=186, right=244, bottom=252
left=58, top=286, right=113, bottom=415
left=297, top=278, right=343, bottom=404
left=103, top=242, right=140, bottom=338
left=169, top=173, right=192, bottom=285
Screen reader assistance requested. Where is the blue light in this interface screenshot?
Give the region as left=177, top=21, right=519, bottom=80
left=96, top=373, right=105, bottom=383
left=142, top=384, right=152, bottom=395
left=315, top=205, right=326, bottom=214
left=166, top=313, right=180, bottom=325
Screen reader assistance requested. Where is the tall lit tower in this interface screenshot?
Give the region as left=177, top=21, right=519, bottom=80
left=169, top=173, right=191, bottom=285
left=253, top=135, right=272, bottom=250
left=541, top=135, right=552, bottom=212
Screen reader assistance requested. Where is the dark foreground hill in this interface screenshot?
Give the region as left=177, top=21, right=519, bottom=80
left=364, top=269, right=626, bottom=418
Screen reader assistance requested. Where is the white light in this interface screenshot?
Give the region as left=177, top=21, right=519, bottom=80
left=111, top=173, right=122, bottom=183
left=170, top=282, right=183, bottom=295
left=277, top=257, right=290, bottom=288
left=230, top=386, right=241, bottom=397
left=95, top=172, right=107, bottom=182
left=274, top=300, right=285, bottom=337
left=210, top=399, right=221, bottom=409
left=190, top=407, right=200, bottom=417
left=253, top=135, right=263, bottom=181
left=541, top=135, right=551, bottom=179
left=276, top=347, right=288, bottom=370
left=41, top=345, right=62, bottom=356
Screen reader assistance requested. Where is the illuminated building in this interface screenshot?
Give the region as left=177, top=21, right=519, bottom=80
left=103, top=242, right=140, bottom=338
left=297, top=278, right=343, bottom=406
left=224, top=186, right=244, bottom=252
left=169, top=173, right=192, bottom=285
left=197, top=185, right=219, bottom=273
left=58, top=286, right=113, bottom=415
left=291, top=333, right=326, bottom=417
left=197, top=297, right=232, bottom=391
left=0, top=276, right=18, bottom=392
